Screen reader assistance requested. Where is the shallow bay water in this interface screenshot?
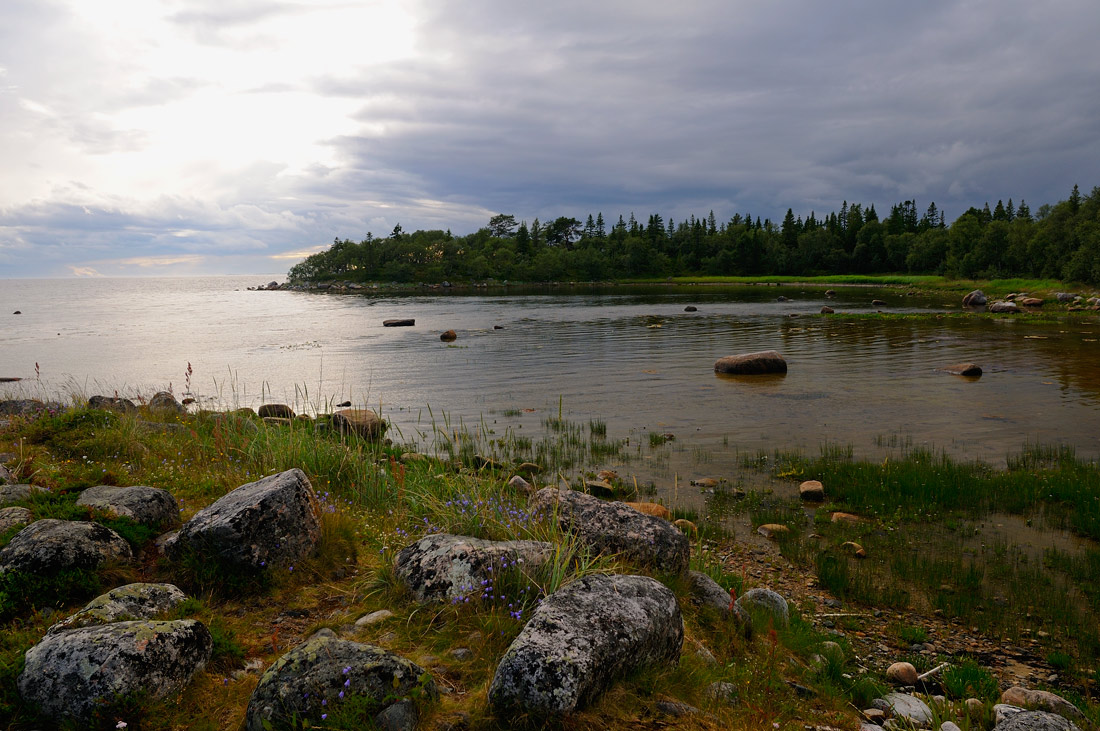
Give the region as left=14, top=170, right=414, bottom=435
left=2, top=276, right=1099, bottom=496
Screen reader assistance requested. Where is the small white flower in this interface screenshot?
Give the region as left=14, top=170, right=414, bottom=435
left=116, top=723, right=128, bottom=729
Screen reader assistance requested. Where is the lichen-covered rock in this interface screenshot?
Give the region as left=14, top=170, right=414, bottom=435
left=734, top=587, right=789, bottom=630
left=76, top=484, right=179, bottom=528
left=489, top=573, right=683, bottom=715
left=165, top=468, right=320, bottom=572
left=880, top=692, right=934, bottom=728
left=993, top=710, right=1081, bottom=731
left=394, top=533, right=553, bottom=602
left=332, top=408, right=386, bottom=439
left=999, top=687, right=1087, bottom=726
left=714, top=350, right=788, bottom=375
left=18, top=619, right=212, bottom=722
left=687, top=571, right=751, bottom=634
left=963, top=290, right=987, bottom=307
left=0, top=519, right=132, bottom=575
left=0, top=506, right=32, bottom=533
left=0, top=483, right=47, bottom=506
left=148, top=390, right=185, bottom=413
left=88, top=394, right=137, bottom=413
left=529, top=488, right=689, bottom=574
left=48, top=583, right=188, bottom=635
left=245, top=629, right=436, bottom=731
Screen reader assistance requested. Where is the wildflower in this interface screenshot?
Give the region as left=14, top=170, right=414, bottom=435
left=116, top=723, right=128, bottom=729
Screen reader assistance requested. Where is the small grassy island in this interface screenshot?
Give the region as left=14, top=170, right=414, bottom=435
left=1, top=385, right=1098, bottom=730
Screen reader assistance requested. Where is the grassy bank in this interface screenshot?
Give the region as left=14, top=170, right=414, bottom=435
left=0, top=401, right=1098, bottom=729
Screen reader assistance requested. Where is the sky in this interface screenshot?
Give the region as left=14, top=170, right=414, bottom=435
left=2, top=1, right=1099, bottom=278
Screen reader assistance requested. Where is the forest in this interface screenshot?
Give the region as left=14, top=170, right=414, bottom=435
left=287, top=184, right=1100, bottom=285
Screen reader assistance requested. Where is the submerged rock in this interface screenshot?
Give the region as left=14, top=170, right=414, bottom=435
left=940, top=363, right=983, bottom=377
left=714, top=350, right=788, bottom=375
left=799, top=480, right=825, bottom=501
left=394, top=533, right=553, bottom=602
left=489, top=574, right=682, bottom=715
left=440, top=329, right=457, bottom=341
left=76, top=484, right=179, bottom=528
left=0, top=519, right=132, bottom=575
left=383, top=318, right=416, bottom=327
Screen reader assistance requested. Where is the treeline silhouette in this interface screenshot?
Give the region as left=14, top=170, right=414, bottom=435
left=287, top=185, right=1100, bottom=285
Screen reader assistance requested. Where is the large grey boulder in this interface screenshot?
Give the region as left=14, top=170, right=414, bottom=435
left=963, top=290, right=987, bottom=307
left=0, top=483, right=47, bottom=506
left=245, top=629, right=437, bottom=731
left=18, top=619, right=212, bottom=722
left=0, top=519, right=132, bottom=574
left=993, top=710, right=1081, bottom=731
left=76, top=484, right=179, bottom=528
left=1000, top=687, right=1087, bottom=726
left=687, top=571, right=751, bottom=634
left=394, top=533, right=554, bottom=603
left=148, top=390, right=185, bottom=413
left=734, top=587, right=790, bottom=631
left=714, top=350, right=788, bottom=375
left=489, top=573, right=683, bottom=715
left=529, top=488, right=689, bottom=574
left=48, top=582, right=188, bottom=635
left=164, top=468, right=320, bottom=571
left=879, top=692, right=934, bottom=728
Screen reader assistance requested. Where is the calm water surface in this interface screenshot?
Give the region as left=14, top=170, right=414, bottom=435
left=3, top=276, right=1099, bottom=490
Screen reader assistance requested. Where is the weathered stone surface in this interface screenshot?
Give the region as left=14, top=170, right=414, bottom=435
left=941, top=722, right=963, bottom=731
left=88, top=394, right=138, bottom=413
left=507, top=475, right=533, bottom=493
left=164, top=468, right=320, bottom=571
left=332, top=408, right=386, bottom=440
left=989, top=301, right=1020, bottom=314
left=714, top=350, right=788, bottom=375
left=757, top=523, right=790, bottom=540
left=832, top=511, right=862, bottom=523
left=0, top=462, right=12, bottom=485
left=383, top=318, right=416, bottom=327
left=76, top=484, right=179, bottom=527
left=0, top=399, right=49, bottom=416
left=993, top=710, right=1081, bottom=731
left=18, top=619, right=212, bottom=722
left=0, top=506, right=32, bottom=533
left=687, top=570, right=751, bottom=633
left=624, top=501, right=671, bottom=520
left=489, top=574, right=683, bottom=715
left=880, top=692, right=934, bottom=727
left=799, top=480, right=825, bottom=501
left=257, top=403, right=295, bottom=419
left=0, top=519, right=132, bottom=574
left=1000, top=687, right=1087, bottom=725
left=394, top=533, right=553, bottom=602
left=963, top=290, right=988, bottom=307
left=941, top=363, right=983, bottom=376
left=48, top=582, right=188, bottom=635
left=734, top=587, right=789, bottom=630
left=440, top=329, right=457, bottom=342
left=886, top=661, right=919, bottom=686
left=1055, top=292, right=1077, bottom=303
left=996, top=704, right=1027, bottom=725
left=245, top=630, right=436, bottom=731
left=0, top=483, right=47, bottom=506
left=530, top=488, right=690, bottom=574
left=148, top=390, right=185, bottom=413
left=1020, top=297, right=1044, bottom=307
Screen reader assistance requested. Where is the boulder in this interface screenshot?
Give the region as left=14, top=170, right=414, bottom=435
left=684, top=306, right=698, bottom=312
left=1000, top=687, right=1086, bottom=725
left=832, top=511, right=862, bottom=523
left=880, top=692, right=934, bottom=727
left=529, top=488, right=689, bottom=574
left=799, top=480, right=825, bottom=501
left=989, top=301, right=1020, bottom=314
left=394, top=533, right=554, bottom=603
left=821, top=306, right=835, bottom=314
left=1055, top=292, right=1076, bottom=303
left=0, top=483, right=47, bottom=506
left=257, top=403, right=295, bottom=419
left=48, top=583, right=188, bottom=635
left=757, top=523, right=790, bottom=540
left=624, top=501, right=671, bottom=520
left=714, top=350, right=787, bottom=375
left=963, top=290, right=988, bottom=307
left=734, top=587, right=789, bottom=630
left=245, top=630, right=436, bottom=731
left=941, top=363, right=983, bottom=376
left=489, top=574, right=682, bottom=715
left=164, top=468, right=320, bottom=572
left=0, top=506, right=32, bottom=533
left=687, top=571, right=751, bottom=633
left=886, top=661, right=919, bottom=686
left=383, top=319, right=416, bottom=327
left=507, top=475, right=533, bottom=493
left=18, top=619, right=212, bottom=722
left=825, top=290, right=836, bottom=296
left=0, top=519, right=132, bottom=575
left=993, top=710, right=1081, bottom=731
left=440, top=329, right=457, bottom=342
left=76, top=484, right=179, bottom=528
left=872, top=299, right=888, bottom=306
left=87, top=395, right=137, bottom=413
left=148, top=390, right=185, bottom=413
left=0, top=399, right=49, bottom=416
left=332, top=408, right=386, bottom=440
left=1020, top=297, right=1044, bottom=307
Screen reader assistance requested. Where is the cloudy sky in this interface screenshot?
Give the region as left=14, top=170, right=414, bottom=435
left=2, top=0, right=1098, bottom=278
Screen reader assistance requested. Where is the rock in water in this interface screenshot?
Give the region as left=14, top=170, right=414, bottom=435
left=489, top=574, right=682, bottom=715
left=394, top=533, right=553, bottom=602
left=383, top=319, right=415, bottom=327
left=529, top=488, right=689, bottom=573
left=332, top=408, right=386, bottom=439
left=18, top=620, right=212, bottom=723
left=714, top=350, right=788, bottom=375
left=940, top=363, right=983, bottom=376
left=48, top=583, right=189, bottom=635
left=989, top=301, right=1020, bottom=313
left=963, top=290, right=988, bottom=307
left=76, top=484, right=179, bottom=528
left=799, top=480, right=825, bottom=501
left=0, top=519, right=132, bottom=575
left=821, top=306, right=835, bottom=314
left=440, top=329, right=457, bottom=341
left=164, top=468, right=320, bottom=572
left=245, top=630, right=436, bottom=731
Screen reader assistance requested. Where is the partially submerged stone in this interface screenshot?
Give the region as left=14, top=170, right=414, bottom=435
left=164, top=468, right=320, bottom=572
left=383, top=319, right=416, bottom=327
left=714, top=350, right=788, bottom=375
left=76, top=484, right=179, bottom=528
left=394, top=533, right=553, bottom=602
left=940, top=363, right=983, bottom=377
left=799, top=480, right=825, bottom=501
left=18, top=619, right=212, bottom=722
left=530, top=488, right=689, bottom=574
left=489, top=574, right=683, bottom=715
left=48, top=582, right=188, bottom=635
left=962, top=290, right=987, bottom=307
left=0, top=519, right=132, bottom=575
left=757, top=523, right=790, bottom=540
left=332, top=408, right=386, bottom=439
left=245, top=630, right=436, bottom=731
